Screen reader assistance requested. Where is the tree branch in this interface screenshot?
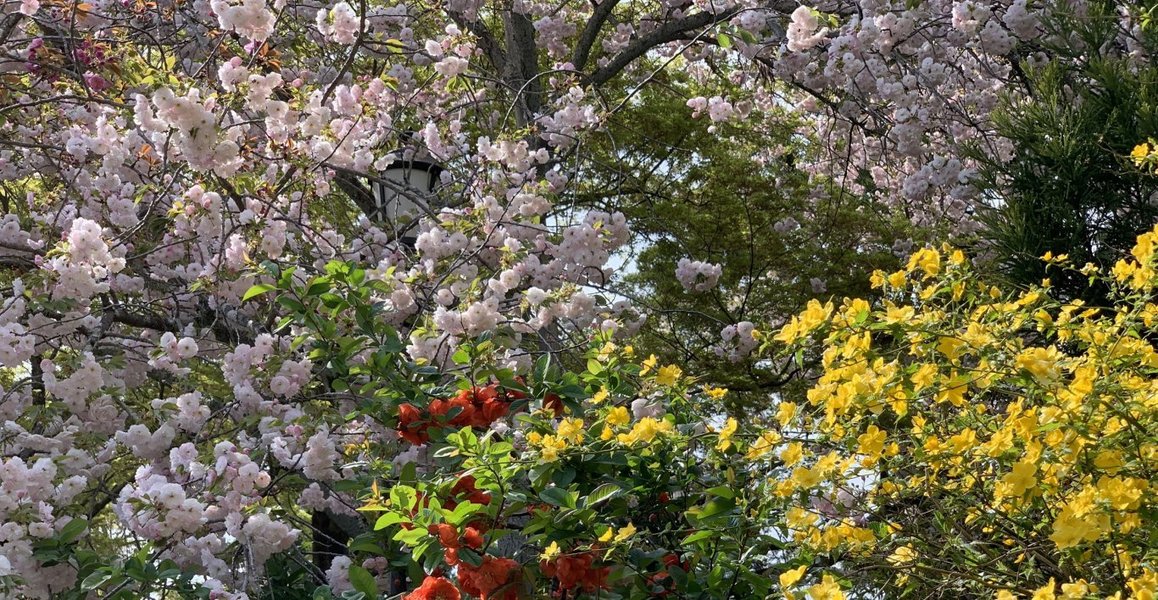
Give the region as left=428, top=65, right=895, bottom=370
left=585, top=8, right=741, bottom=86
left=572, top=0, right=621, bottom=71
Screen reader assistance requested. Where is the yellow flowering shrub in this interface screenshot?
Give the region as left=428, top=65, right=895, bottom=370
left=761, top=234, right=1158, bottom=598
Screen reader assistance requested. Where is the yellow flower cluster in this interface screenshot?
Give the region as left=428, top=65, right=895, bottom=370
left=615, top=417, right=673, bottom=446
left=1111, top=224, right=1158, bottom=290
left=527, top=431, right=569, bottom=462
left=766, top=233, right=1158, bottom=597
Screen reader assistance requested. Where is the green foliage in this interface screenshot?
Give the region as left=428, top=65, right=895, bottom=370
left=261, top=261, right=787, bottom=599
left=972, top=2, right=1158, bottom=302
left=574, top=76, right=914, bottom=410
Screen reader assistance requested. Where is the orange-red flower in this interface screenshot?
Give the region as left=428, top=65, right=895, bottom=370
left=540, top=550, right=610, bottom=594
left=459, top=555, right=522, bottom=600
left=404, top=576, right=461, bottom=600
left=450, top=474, right=492, bottom=506
left=397, top=403, right=430, bottom=445
left=432, top=523, right=459, bottom=549
left=462, top=526, right=485, bottom=549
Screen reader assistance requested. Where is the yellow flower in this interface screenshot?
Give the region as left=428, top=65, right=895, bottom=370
left=857, top=425, right=887, bottom=463
left=536, top=434, right=569, bottom=462
left=881, top=303, right=915, bottom=325
left=705, top=386, right=728, bottom=400
left=887, top=545, right=917, bottom=566
left=780, top=565, right=807, bottom=588
left=800, top=299, right=833, bottom=329
left=655, top=364, right=683, bottom=387
left=780, top=442, right=804, bottom=466
left=790, top=466, right=822, bottom=490
left=1000, top=461, right=1038, bottom=498
left=995, top=591, right=1017, bottom=600
left=911, top=363, right=938, bottom=390
left=807, top=574, right=845, bottom=600
left=1031, top=579, right=1056, bottom=600
left=777, top=401, right=798, bottom=427
left=640, top=354, right=658, bottom=375
left=613, top=522, right=636, bottom=542
left=1096, top=476, right=1145, bottom=511
left=591, top=387, right=609, bottom=404
left=716, top=417, right=739, bottom=452
left=540, top=541, right=561, bottom=560
left=1049, top=502, right=1107, bottom=549
left=557, top=418, right=585, bottom=444
left=1016, top=347, right=1063, bottom=383
left=786, top=506, right=819, bottom=529
left=843, top=298, right=871, bottom=321
left=1113, top=258, right=1139, bottom=283
left=777, top=300, right=835, bottom=344
left=936, top=336, right=967, bottom=361
left=617, top=417, right=673, bottom=445
left=906, top=247, right=942, bottom=278
left=598, top=527, right=614, bottom=542
left=1093, top=450, right=1124, bottom=473
left=1133, top=228, right=1158, bottom=264
left=606, top=406, right=630, bottom=427
left=1127, top=569, right=1157, bottom=600
left=1059, top=580, right=1090, bottom=600
left=1131, top=142, right=1151, bottom=164
left=746, top=430, right=781, bottom=460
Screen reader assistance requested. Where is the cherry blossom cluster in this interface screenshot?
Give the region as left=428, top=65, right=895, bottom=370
left=675, top=258, right=723, bottom=293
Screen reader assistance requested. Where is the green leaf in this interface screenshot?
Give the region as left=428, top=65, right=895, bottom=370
left=390, top=485, right=417, bottom=510
left=682, top=530, right=714, bottom=545
left=242, top=283, right=276, bottom=302
left=539, top=487, right=575, bottom=509
left=446, top=501, right=483, bottom=526
left=422, top=541, right=444, bottom=574
left=456, top=547, right=483, bottom=567
left=58, top=518, right=88, bottom=544
left=80, top=568, right=116, bottom=591
left=375, top=513, right=405, bottom=530
left=306, top=278, right=333, bottom=296
left=717, top=32, right=733, bottom=48
left=580, top=483, right=621, bottom=508
left=705, top=485, right=736, bottom=499
left=278, top=296, right=307, bottom=314
left=347, top=565, right=377, bottom=598
left=394, top=527, right=427, bottom=545
left=347, top=537, right=386, bottom=555
left=692, top=498, right=736, bottom=521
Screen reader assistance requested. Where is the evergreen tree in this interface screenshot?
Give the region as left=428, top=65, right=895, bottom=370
left=972, top=2, right=1158, bottom=302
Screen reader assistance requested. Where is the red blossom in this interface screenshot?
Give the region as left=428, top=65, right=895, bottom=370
left=462, top=526, right=485, bottom=549
left=397, top=402, right=430, bottom=445
left=458, top=555, right=522, bottom=600
left=404, top=576, right=461, bottom=600
left=540, top=550, right=611, bottom=595
left=450, top=474, right=492, bottom=506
